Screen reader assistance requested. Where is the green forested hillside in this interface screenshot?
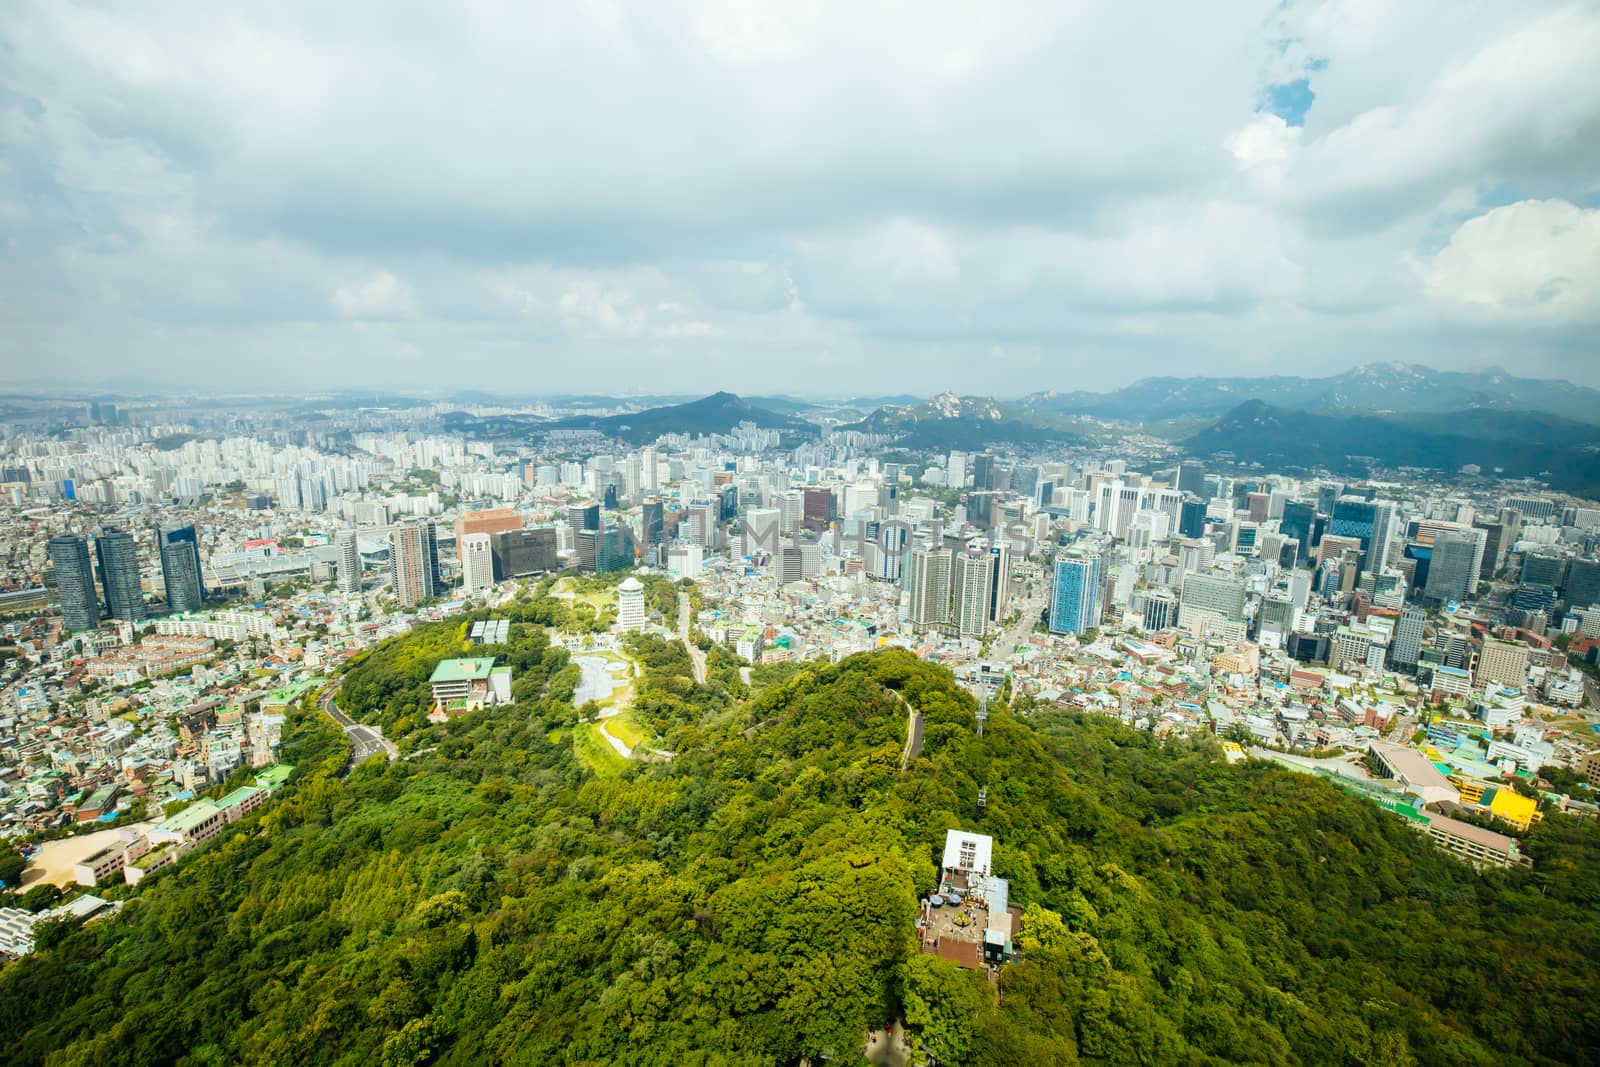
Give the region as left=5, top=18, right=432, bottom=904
left=3, top=612, right=1598, bottom=1065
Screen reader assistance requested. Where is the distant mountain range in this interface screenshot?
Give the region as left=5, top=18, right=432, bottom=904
left=1023, top=362, right=1600, bottom=424
left=549, top=391, right=816, bottom=444
left=1184, top=399, right=1600, bottom=495
left=843, top=392, right=1087, bottom=450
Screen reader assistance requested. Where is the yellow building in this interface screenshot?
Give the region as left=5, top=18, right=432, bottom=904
left=1446, top=774, right=1542, bottom=831
left=1449, top=776, right=1489, bottom=805
left=1487, top=788, right=1541, bottom=832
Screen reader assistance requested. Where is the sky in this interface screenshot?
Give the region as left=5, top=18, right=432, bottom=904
left=2, top=1, right=1598, bottom=397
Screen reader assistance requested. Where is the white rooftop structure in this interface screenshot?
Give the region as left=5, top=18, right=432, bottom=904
left=941, top=829, right=994, bottom=877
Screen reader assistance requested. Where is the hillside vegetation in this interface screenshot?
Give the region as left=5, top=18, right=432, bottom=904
left=3, top=608, right=1598, bottom=1065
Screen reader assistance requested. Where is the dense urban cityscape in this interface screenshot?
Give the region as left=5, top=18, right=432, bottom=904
left=4, top=384, right=1600, bottom=950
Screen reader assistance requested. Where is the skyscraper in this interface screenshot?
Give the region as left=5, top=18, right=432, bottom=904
left=338, top=529, right=363, bottom=593
left=686, top=502, right=719, bottom=549
left=157, top=521, right=205, bottom=613
left=48, top=534, right=100, bottom=633
left=1422, top=530, right=1475, bottom=606
left=95, top=527, right=145, bottom=622
left=972, top=453, right=996, bottom=491
left=576, top=528, right=600, bottom=573
left=568, top=502, right=600, bottom=540
left=1049, top=552, right=1104, bottom=635
left=1329, top=498, right=1397, bottom=575
left=875, top=522, right=908, bottom=583
left=951, top=549, right=994, bottom=637
left=460, top=532, right=495, bottom=591
left=1176, top=460, right=1206, bottom=497
left=986, top=542, right=1011, bottom=623
left=1178, top=498, right=1207, bottom=539
left=641, top=500, right=665, bottom=547
left=1390, top=605, right=1425, bottom=673
left=1279, top=501, right=1316, bottom=565
left=1142, top=589, right=1177, bottom=632
left=907, top=545, right=953, bottom=628
left=1567, top=558, right=1600, bottom=610
left=390, top=520, right=440, bottom=608
left=595, top=526, right=634, bottom=573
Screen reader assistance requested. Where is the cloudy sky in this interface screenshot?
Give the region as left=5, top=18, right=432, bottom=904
left=3, top=1, right=1598, bottom=397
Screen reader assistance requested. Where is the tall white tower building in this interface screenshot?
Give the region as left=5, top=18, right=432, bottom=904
left=460, top=532, right=494, bottom=592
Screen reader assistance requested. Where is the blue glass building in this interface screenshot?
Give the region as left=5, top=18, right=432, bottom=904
left=1049, top=553, right=1103, bottom=635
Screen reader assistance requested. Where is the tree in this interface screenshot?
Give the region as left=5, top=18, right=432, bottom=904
left=0, top=850, right=26, bottom=888
left=19, top=882, right=62, bottom=913
left=902, top=954, right=993, bottom=1065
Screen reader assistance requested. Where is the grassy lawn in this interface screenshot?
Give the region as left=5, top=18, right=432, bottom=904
left=605, top=712, right=647, bottom=750
left=554, top=577, right=616, bottom=613
left=572, top=723, right=629, bottom=777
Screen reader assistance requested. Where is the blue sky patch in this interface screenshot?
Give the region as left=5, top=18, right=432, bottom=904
left=1262, top=77, right=1315, bottom=126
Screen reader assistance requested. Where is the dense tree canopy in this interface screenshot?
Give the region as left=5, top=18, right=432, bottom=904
left=2, top=625, right=1598, bottom=1065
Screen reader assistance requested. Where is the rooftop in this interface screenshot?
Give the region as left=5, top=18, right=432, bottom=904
left=429, top=658, right=496, bottom=683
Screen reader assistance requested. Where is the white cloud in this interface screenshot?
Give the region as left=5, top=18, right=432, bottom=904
left=333, top=271, right=415, bottom=319
left=2, top=2, right=1599, bottom=392
left=1423, top=199, right=1600, bottom=321
left=1225, top=114, right=1301, bottom=174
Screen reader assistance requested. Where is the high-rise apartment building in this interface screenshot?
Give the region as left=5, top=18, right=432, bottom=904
left=1050, top=552, right=1104, bottom=635
left=95, top=527, right=145, bottom=622
left=157, top=521, right=205, bottom=613
left=49, top=534, right=100, bottom=632
left=390, top=520, right=440, bottom=608
left=338, top=530, right=362, bottom=593
left=907, top=545, right=953, bottom=629
left=951, top=550, right=994, bottom=638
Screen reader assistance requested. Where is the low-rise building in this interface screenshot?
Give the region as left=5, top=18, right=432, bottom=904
left=427, top=657, right=512, bottom=717
left=1421, top=812, right=1530, bottom=869
left=1367, top=742, right=1461, bottom=806
left=72, top=844, right=127, bottom=886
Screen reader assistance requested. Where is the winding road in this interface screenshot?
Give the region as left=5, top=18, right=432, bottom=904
left=318, top=678, right=398, bottom=770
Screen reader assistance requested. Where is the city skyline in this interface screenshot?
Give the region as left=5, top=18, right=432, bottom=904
left=3, top=2, right=1598, bottom=394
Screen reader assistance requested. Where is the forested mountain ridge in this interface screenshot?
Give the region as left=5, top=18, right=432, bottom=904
left=3, top=601, right=1598, bottom=1065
